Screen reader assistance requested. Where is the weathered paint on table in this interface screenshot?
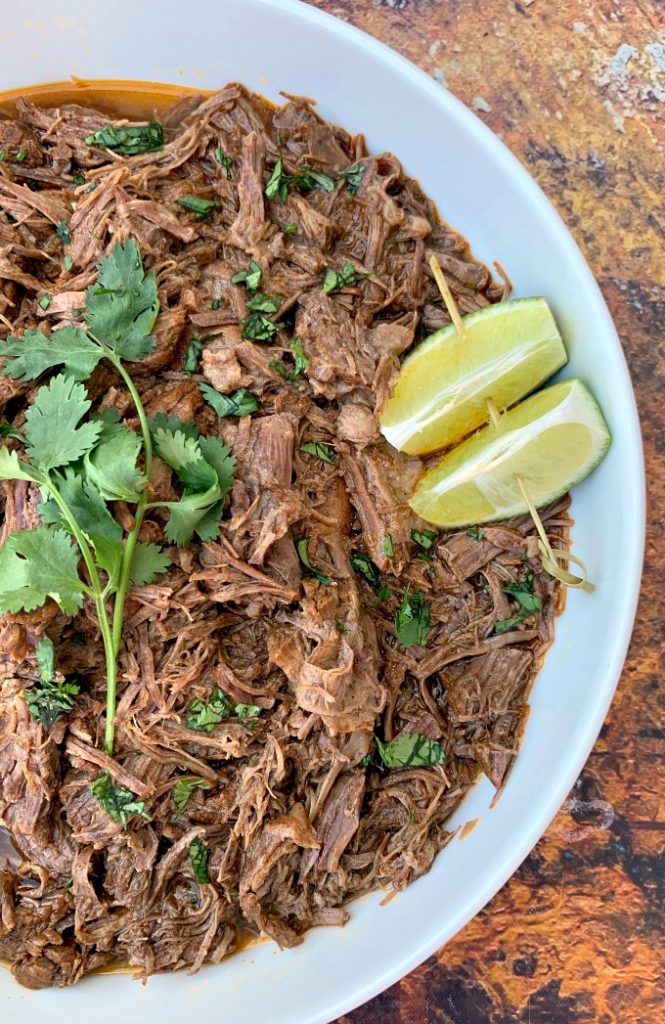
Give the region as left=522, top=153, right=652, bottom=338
left=305, top=2, right=665, bottom=1021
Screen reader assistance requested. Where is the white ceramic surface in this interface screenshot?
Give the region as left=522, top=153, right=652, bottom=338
left=0, top=2, right=644, bottom=1022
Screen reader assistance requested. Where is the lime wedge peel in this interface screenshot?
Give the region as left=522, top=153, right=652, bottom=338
left=380, top=297, right=568, bottom=455
left=409, top=378, right=612, bottom=528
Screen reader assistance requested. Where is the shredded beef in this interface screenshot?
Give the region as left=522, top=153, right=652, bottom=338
left=0, top=83, right=568, bottom=987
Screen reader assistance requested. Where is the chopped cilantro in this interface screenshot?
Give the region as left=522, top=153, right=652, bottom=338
left=296, top=537, right=333, bottom=585
left=90, top=772, right=151, bottom=828
left=395, top=588, right=431, bottom=648
left=322, top=261, right=371, bottom=294
left=376, top=732, right=445, bottom=769
left=213, top=147, right=234, bottom=179
left=175, top=195, right=217, bottom=219
left=299, top=441, right=336, bottom=464
left=337, top=163, right=365, bottom=194
left=85, top=122, right=164, bottom=156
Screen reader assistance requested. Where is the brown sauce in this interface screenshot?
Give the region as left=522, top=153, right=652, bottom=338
left=459, top=817, right=480, bottom=840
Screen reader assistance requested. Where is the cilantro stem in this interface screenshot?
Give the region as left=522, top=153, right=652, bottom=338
left=45, top=477, right=117, bottom=749
left=104, top=352, right=153, bottom=756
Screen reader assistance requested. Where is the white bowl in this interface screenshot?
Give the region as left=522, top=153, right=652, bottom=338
left=0, top=2, right=644, bottom=1022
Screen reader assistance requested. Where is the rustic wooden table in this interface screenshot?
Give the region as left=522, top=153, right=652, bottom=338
left=306, top=2, right=664, bottom=1021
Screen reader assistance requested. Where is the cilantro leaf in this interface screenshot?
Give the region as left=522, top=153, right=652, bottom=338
left=245, top=293, right=282, bottom=314
left=197, top=435, right=236, bottom=499
left=214, top=148, right=234, bottom=179
left=269, top=337, right=309, bottom=381
left=0, top=326, right=103, bottom=382
left=296, top=537, right=333, bottom=586
left=84, top=427, right=145, bottom=502
left=85, top=241, right=159, bottom=362
left=175, top=195, right=217, bottom=219
left=26, top=636, right=80, bottom=730
left=153, top=425, right=222, bottom=495
left=337, top=163, right=365, bottom=194
left=240, top=310, right=283, bottom=341
left=0, top=423, right=25, bottom=442
left=90, top=407, right=125, bottom=442
left=236, top=703, right=261, bottom=722
left=495, top=572, right=542, bottom=633
left=395, top=588, right=431, bottom=648
left=200, top=384, right=259, bottom=418
left=381, top=534, right=394, bottom=557
left=376, top=733, right=445, bottom=770
left=41, top=468, right=124, bottom=580
left=173, top=776, right=213, bottom=814
left=159, top=433, right=234, bottom=543
left=162, top=484, right=223, bottom=547
left=0, top=446, right=39, bottom=482
left=56, top=221, right=71, bottom=245
left=288, top=165, right=336, bottom=194
left=0, top=526, right=85, bottom=615
left=153, top=426, right=202, bottom=476
left=465, top=527, right=484, bottom=541
left=299, top=441, right=336, bottom=464
left=189, top=837, right=210, bottom=884
left=493, top=612, right=533, bottom=634
left=265, top=157, right=289, bottom=203
left=90, top=771, right=152, bottom=828
left=502, top=572, right=542, bottom=613
left=350, top=551, right=382, bottom=590
left=24, top=374, right=102, bottom=472
left=36, top=636, right=55, bottom=682
left=85, top=122, right=164, bottom=156
left=148, top=413, right=200, bottom=441
left=322, top=261, right=371, bottom=294
left=186, top=686, right=235, bottom=731
left=230, top=260, right=262, bottom=294
left=411, top=528, right=438, bottom=551
left=128, top=543, right=171, bottom=586
left=265, top=158, right=336, bottom=203
left=25, top=675, right=80, bottom=730
left=183, top=337, right=203, bottom=374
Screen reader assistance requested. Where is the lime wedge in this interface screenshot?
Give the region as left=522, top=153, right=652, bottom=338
left=409, top=378, right=611, bottom=527
left=380, top=297, right=567, bottom=455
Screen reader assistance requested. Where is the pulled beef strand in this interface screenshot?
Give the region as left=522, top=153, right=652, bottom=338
left=0, top=84, right=568, bottom=989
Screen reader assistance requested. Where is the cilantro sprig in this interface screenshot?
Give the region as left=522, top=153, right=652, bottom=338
left=0, top=242, right=235, bottom=756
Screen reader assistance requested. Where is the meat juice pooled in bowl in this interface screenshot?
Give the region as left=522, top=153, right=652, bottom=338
left=0, top=82, right=567, bottom=987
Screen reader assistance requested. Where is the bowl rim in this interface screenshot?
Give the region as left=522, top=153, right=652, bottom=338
left=0, top=0, right=646, bottom=1019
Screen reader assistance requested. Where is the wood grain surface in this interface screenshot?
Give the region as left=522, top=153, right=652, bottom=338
left=304, top=2, right=665, bottom=1021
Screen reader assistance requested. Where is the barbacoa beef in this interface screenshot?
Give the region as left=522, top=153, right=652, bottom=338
left=0, top=84, right=568, bottom=988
